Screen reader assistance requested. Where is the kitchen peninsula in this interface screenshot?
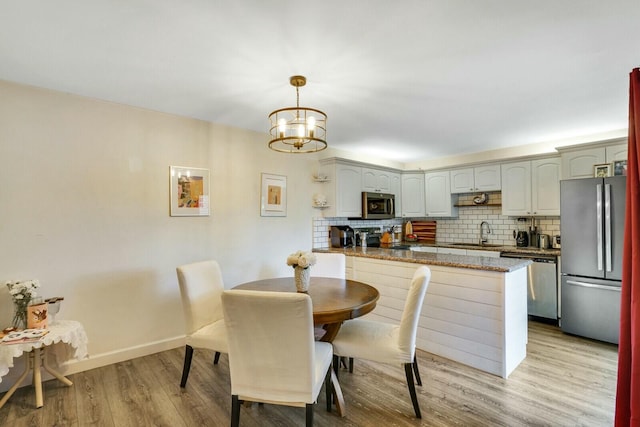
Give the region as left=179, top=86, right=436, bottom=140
left=314, top=247, right=531, bottom=378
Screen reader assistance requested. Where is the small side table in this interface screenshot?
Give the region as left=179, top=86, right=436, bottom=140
left=0, top=320, right=88, bottom=409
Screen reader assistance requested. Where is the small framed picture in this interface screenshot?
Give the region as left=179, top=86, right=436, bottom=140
left=613, top=160, right=628, bottom=176
left=594, top=163, right=611, bottom=178
left=169, top=166, right=210, bottom=216
left=260, top=173, right=287, bottom=217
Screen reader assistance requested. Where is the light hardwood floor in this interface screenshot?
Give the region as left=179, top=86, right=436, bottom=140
left=0, top=322, right=618, bottom=426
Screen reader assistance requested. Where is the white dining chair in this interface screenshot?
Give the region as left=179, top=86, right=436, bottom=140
left=331, top=266, right=431, bottom=418
left=222, top=289, right=336, bottom=427
left=176, top=260, right=228, bottom=388
left=310, top=253, right=346, bottom=279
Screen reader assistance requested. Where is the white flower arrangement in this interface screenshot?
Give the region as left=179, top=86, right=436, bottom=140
left=286, top=250, right=317, bottom=269
left=5, top=279, right=40, bottom=329
left=6, top=279, right=40, bottom=301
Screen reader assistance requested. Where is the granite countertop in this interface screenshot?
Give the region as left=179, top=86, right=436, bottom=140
left=315, top=246, right=533, bottom=273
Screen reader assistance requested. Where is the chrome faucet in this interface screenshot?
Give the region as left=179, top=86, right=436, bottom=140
left=479, top=221, right=491, bottom=245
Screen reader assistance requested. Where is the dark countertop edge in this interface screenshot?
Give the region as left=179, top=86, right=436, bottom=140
left=314, top=248, right=533, bottom=273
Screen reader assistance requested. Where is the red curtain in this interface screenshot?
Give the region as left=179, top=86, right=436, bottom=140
left=616, top=67, right=640, bottom=426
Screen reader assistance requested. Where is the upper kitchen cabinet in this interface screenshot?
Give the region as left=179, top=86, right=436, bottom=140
left=362, top=167, right=402, bottom=216
left=425, top=171, right=458, bottom=217
left=362, top=167, right=391, bottom=192
left=606, top=143, right=628, bottom=162
left=501, top=158, right=561, bottom=216
left=401, top=173, right=425, bottom=217
left=560, top=140, right=627, bottom=180
left=450, top=164, right=501, bottom=193
left=319, top=159, right=362, bottom=217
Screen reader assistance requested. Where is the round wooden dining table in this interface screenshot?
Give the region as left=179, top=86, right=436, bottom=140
left=233, top=276, right=380, bottom=342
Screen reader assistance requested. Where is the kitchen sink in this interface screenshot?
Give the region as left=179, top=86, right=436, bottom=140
left=389, top=245, right=411, bottom=250
left=449, top=243, right=503, bottom=248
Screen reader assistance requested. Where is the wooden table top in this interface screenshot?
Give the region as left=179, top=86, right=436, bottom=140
left=233, top=277, right=379, bottom=327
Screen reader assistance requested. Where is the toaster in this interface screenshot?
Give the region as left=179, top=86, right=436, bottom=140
left=552, top=235, right=561, bottom=249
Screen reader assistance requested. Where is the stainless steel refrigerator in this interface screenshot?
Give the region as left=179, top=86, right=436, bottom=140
left=560, top=176, right=626, bottom=344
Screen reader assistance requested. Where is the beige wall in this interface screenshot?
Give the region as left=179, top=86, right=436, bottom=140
left=0, top=80, right=322, bottom=389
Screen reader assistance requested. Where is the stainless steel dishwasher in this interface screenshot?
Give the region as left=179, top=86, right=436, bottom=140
left=501, top=252, right=558, bottom=322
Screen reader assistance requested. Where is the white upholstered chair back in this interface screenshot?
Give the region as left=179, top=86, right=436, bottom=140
left=176, top=259, right=227, bottom=388
left=330, top=265, right=431, bottom=418
left=310, top=253, right=346, bottom=279
left=176, top=260, right=225, bottom=337
left=222, top=290, right=333, bottom=406
left=397, top=266, right=431, bottom=360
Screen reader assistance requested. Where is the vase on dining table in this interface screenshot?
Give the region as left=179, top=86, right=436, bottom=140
left=294, top=266, right=311, bottom=293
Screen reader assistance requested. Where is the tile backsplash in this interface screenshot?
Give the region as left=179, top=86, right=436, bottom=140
left=312, top=192, right=560, bottom=249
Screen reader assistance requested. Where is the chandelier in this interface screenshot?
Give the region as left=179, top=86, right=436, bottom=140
left=268, top=75, right=327, bottom=153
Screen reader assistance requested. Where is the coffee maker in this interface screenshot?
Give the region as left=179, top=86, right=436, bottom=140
left=330, top=225, right=355, bottom=248
left=516, top=231, right=529, bottom=247
left=515, top=218, right=529, bottom=247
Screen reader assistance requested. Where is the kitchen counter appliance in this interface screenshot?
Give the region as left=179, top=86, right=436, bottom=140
left=361, top=192, right=395, bottom=219
left=354, top=227, right=381, bottom=247
left=560, top=176, right=626, bottom=344
left=501, top=252, right=558, bottom=321
left=515, top=231, right=529, bottom=247
left=331, top=225, right=355, bottom=248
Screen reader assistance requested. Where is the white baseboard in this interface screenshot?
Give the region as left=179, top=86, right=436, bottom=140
left=0, top=335, right=185, bottom=393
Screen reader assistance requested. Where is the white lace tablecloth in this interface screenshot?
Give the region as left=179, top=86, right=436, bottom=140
left=0, top=320, right=88, bottom=384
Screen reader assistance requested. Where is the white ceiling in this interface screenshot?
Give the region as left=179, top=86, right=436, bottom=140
left=1, top=1, right=639, bottom=162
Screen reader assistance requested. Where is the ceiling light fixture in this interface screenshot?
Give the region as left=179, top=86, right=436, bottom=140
left=268, top=75, right=327, bottom=153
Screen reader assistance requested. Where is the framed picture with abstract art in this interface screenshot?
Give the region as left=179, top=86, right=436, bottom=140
left=594, top=163, right=611, bottom=178
left=170, top=166, right=210, bottom=216
left=261, top=173, right=287, bottom=217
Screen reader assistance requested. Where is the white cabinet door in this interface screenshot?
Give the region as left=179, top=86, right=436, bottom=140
left=474, top=164, right=501, bottom=191
left=561, top=147, right=606, bottom=180
left=501, top=161, right=531, bottom=216
left=450, top=168, right=475, bottom=193
left=425, top=171, right=457, bottom=217
left=362, top=167, right=392, bottom=193
left=531, top=158, right=561, bottom=216
left=389, top=172, right=402, bottom=217
left=606, top=143, right=628, bottom=162
left=502, top=158, right=560, bottom=216
left=450, top=165, right=501, bottom=193
left=401, top=173, right=425, bottom=217
left=335, top=163, right=362, bottom=217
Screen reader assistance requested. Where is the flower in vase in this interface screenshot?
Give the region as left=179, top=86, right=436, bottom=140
left=286, top=250, right=317, bottom=269
left=5, top=279, right=40, bottom=329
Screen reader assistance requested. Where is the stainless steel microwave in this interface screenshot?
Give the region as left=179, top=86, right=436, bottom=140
left=362, top=192, right=395, bottom=219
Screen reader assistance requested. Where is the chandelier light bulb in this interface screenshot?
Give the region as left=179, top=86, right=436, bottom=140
left=307, top=116, right=316, bottom=138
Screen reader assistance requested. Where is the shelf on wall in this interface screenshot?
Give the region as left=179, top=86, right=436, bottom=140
left=312, top=205, right=331, bottom=209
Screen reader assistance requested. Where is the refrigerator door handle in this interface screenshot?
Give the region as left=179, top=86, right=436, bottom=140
left=605, top=183, right=612, bottom=272
left=596, top=183, right=603, bottom=271
left=566, top=279, right=621, bottom=292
